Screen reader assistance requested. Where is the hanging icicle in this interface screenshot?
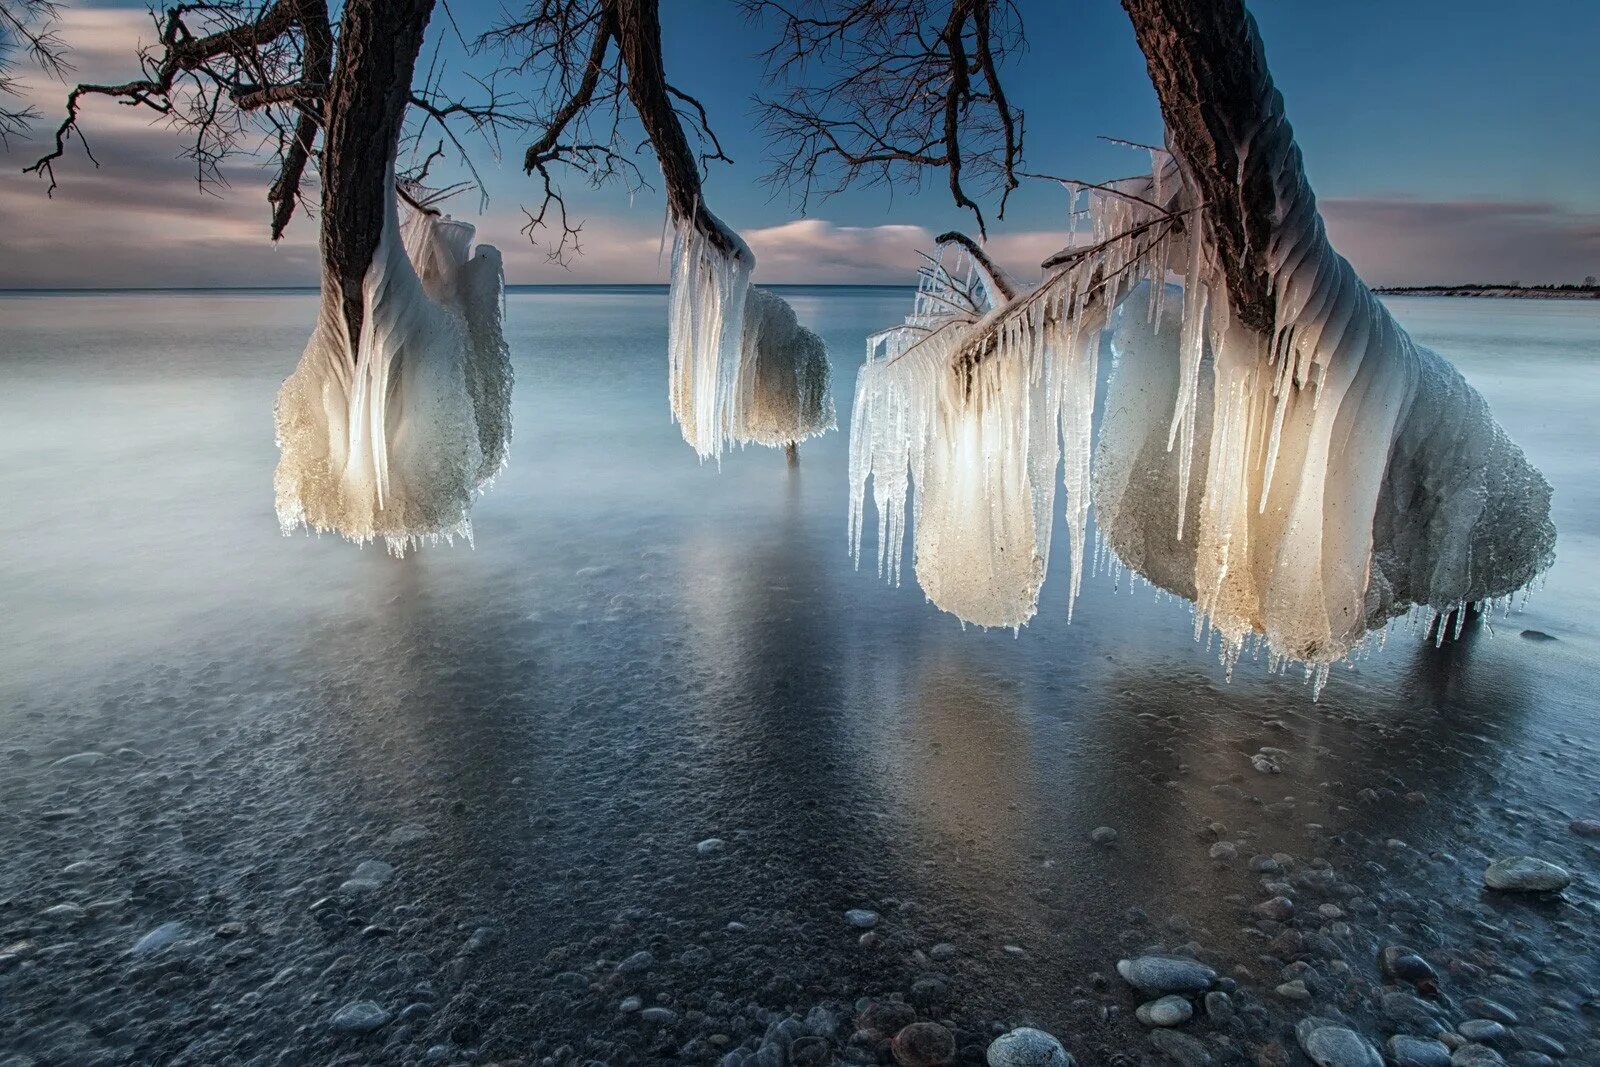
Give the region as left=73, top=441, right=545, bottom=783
left=849, top=137, right=1555, bottom=691
left=666, top=209, right=836, bottom=458
left=666, top=209, right=753, bottom=460
left=273, top=167, right=512, bottom=556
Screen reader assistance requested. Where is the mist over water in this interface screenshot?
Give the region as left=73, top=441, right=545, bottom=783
left=1, top=288, right=1596, bottom=1064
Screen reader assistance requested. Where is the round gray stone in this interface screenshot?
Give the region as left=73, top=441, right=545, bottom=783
left=1483, top=857, right=1571, bottom=892
left=1136, top=995, right=1194, bottom=1027
left=986, top=1027, right=1073, bottom=1067
left=1116, top=956, right=1216, bottom=994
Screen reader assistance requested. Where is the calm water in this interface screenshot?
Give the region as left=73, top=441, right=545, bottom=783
left=1, top=289, right=1596, bottom=1065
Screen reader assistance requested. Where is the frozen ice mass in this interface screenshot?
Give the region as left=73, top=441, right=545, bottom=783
left=849, top=145, right=1555, bottom=686
left=667, top=210, right=836, bottom=458
left=273, top=174, right=512, bottom=556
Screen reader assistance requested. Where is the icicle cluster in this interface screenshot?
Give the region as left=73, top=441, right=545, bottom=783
left=851, top=144, right=1555, bottom=687
left=273, top=172, right=511, bottom=556
left=737, top=285, right=836, bottom=447
left=848, top=246, right=1104, bottom=630
left=666, top=212, right=753, bottom=459
left=667, top=211, right=837, bottom=457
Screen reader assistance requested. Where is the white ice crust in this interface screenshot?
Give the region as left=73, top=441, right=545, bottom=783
left=850, top=146, right=1555, bottom=688
left=666, top=211, right=835, bottom=457
left=273, top=175, right=512, bottom=556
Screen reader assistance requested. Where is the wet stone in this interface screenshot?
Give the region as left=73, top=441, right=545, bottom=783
left=1116, top=955, right=1216, bottom=994
left=892, top=1021, right=955, bottom=1066
left=1458, top=1021, right=1507, bottom=1044
left=1483, top=857, right=1571, bottom=892
left=1148, top=1027, right=1212, bottom=1066
left=845, top=908, right=879, bottom=929
left=985, top=1027, right=1073, bottom=1067
left=616, top=950, right=654, bottom=974
left=329, top=1001, right=391, bottom=1034
left=928, top=942, right=958, bottom=962
left=640, top=1007, right=677, bottom=1024
left=1460, top=999, right=1518, bottom=1026
left=130, top=921, right=186, bottom=956
left=1380, top=946, right=1438, bottom=985
left=1090, top=826, right=1118, bottom=845
left=1295, top=1018, right=1383, bottom=1067
left=1386, top=1035, right=1452, bottom=1067
left=1135, top=995, right=1193, bottom=1027
left=1253, top=896, right=1295, bottom=922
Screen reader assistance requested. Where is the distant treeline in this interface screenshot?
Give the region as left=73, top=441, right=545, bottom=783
left=1375, top=282, right=1600, bottom=299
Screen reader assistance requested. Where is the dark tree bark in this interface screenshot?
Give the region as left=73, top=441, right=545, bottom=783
left=1120, top=0, right=1301, bottom=334
left=606, top=0, right=738, bottom=256
left=320, top=0, right=438, bottom=344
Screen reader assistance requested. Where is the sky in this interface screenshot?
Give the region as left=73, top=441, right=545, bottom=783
left=0, top=0, right=1596, bottom=288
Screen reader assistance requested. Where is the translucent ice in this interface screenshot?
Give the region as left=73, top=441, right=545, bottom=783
left=850, top=141, right=1555, bottom=681
left=666, top=211, right=834, bottom=458
left=737, top=285, right=835, bottom=448
left=273, top=171, right=511, bottom=555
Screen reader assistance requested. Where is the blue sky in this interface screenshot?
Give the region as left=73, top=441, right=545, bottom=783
left=1, top=0, right=1595, bottom=286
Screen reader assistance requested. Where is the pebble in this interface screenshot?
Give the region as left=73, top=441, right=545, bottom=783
left=1457, top=1021, right=1506, bottom=1043
left=640, top=1007, right=677, bottom=1024
left=351, top=859, right=393, bottom=884
left=329, top=1001, right=391, bottom=1034
left=1135, top=995, right=1193, bottom=1027
left=39, top=903, right=87, bottom=923
left=1203, top=991, right=1233, bottom=1022
left=1090, top=826, right=1117, bottom=844
left=1380, top=946, right=1438, bottom=985
left=1483, top=856, right=1571, bottom=892
left=619, top=996, right=642, bottom=1013
left=1296, top=1018, right=1383, bottom=1067
left=131, top=921, right=186, bottom=956
left=845, top=908, right=879, bottom=929
left=1460, top=998, right=1517, bottom=1025
left=1209, top=841, right=1237, bottom=860
left=1148, top=1028, right=1212, bottom=1066
left=928, top=942, right=958, bottom=962
left=696, top=837, right=726, bottom=855
left=1275, top=979, right=1311, bottom=1001
left=61, top=860, right=99, bottom=879
left=616, top=950, right=654, bottom=974
left=1253, top=896, right=1295, bottom=921
left=1449, top=1047, right=1505, bottom=1066
left=1116, top=956, right=1216, bottom=994
left=891, top=1022, right=955, bottom=1066
left=1570, top=819, right=1600, bottom=837
left=1386, top=1035, right=1452, bottom=1067
left=985, top=1027, right=1073, bottom=1067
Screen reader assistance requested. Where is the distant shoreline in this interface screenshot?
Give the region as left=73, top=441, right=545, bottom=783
left=1375, top=284, right=1599, bottom=300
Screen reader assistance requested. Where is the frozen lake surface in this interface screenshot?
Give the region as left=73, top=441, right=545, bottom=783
left=1, top=288, right=1597, bottom=1065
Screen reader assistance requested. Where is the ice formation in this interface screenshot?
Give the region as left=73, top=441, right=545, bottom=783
left=666, top=210, right=835, bottom=457
left=850, top=145, right=1555, bottom=683
left=667, top=211, right=754, bottom=459
left=273, top=172, right=511, bottom=555
left=737, top=285, right=836, bottom=448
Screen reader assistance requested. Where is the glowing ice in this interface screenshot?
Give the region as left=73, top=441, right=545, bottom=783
left=850, top=143, right=1555, bottom=682
left=273, top=173, right=511, bottom=556
left=666, top=210, right=835, bottom=457
left=737, top=285, right=836, bottom=448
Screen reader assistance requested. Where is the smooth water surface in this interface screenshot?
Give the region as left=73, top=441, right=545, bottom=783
left=0, top=289, right=1596, bottom=1065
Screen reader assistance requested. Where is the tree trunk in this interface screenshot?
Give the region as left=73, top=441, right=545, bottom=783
left=1120, top=0, right=1303, bottom=334
left=607, top=0, right=738, bottom=256
left=320, top=0, right=437, bottom=346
